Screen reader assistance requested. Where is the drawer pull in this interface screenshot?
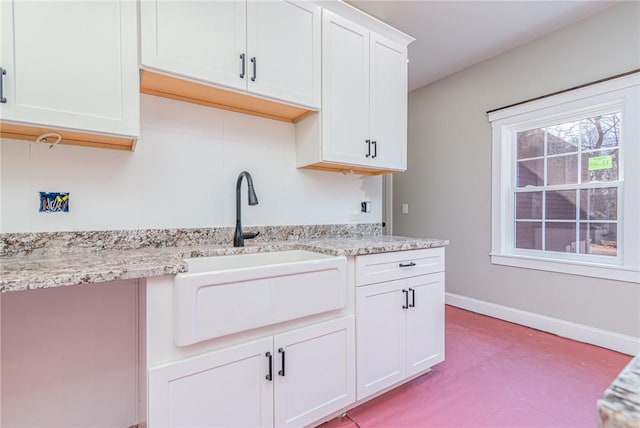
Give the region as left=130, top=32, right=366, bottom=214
left=265, top=351, right=273, bottom=381
left=239, top=53, right=246, bottom=78
left=399, top=262, right=416, bottom=268
left=278, top=348, right=286, bottom=377
left=402, top=289, right=409, bottom=309
left=409, top=288, right=415, bottom=308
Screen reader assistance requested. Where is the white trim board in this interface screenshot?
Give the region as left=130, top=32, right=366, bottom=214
left=445, top=292, right=640, bottom=356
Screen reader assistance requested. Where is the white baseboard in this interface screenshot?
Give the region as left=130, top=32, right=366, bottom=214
left=445, top=292, right=640, bottom=356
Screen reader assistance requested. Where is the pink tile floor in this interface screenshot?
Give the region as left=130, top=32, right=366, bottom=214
left=321, top=305, right=631, bottom=428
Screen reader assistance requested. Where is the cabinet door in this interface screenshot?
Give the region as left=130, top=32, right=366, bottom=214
left=369, top=32, right=408, bottom=171
left=321, top=10, right=371, bottom=166
left=0, top=0, right=139, bottom=136
left=356, top=281, right=406, bottom=400
left=406, top=273, right=445, bottom=377
left=141, top=0, right=246, bottom=91
left=148, top=337, right=273, bottom=428
left=273, top=316, right=355, bottom=428
left=247, top=0, right=320, bottom=108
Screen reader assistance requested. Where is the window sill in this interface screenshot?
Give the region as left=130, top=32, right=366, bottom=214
left=490, top=253, right=640, bottom=283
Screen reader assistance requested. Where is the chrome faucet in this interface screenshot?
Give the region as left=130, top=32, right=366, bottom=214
left=234, top=171, right=260, bottom=247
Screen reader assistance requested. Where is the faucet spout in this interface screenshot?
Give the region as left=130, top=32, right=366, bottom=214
left=234, top=171, right=260, bottom=247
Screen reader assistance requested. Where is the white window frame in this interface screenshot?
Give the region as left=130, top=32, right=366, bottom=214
left=488, top=73, right=640, bottom=283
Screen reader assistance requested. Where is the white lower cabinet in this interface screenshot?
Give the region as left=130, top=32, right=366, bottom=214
left=355, top=250, right=445, bottom=400
left=148, top=316, right=355, bottom=428
left=149, top=337, right=273, bottom=428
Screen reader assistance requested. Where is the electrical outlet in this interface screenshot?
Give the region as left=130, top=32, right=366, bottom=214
left=361, top=201, right=371, bottom=213
left=39, top=192, right=69, bottom=213
left=402, top=203, right=409, bottom=214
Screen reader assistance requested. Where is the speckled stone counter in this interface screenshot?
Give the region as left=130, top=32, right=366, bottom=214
left=0, top=227, right=448, bottom=292
left=598, top=353, right=640, bottom=428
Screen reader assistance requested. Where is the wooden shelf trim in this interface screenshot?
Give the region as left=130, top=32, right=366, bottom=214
left=0, top=122, right=136, bottom=151
left=299, top=161, right=401, bottom=176
left=140, top=70, right=316, bottom=123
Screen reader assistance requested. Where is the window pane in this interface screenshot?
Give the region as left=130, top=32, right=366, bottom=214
left=579, top=223, right=617, bottom=256
left=547, top=121, right=579, bottom=155
left=515, top=222, right=542, bottom=250
left=582, top=149, right=619, bottom=183
left=547, top=154, right=578, bottom=185
left=580, top=188, right=617, bottom=221
left=581, top=112, right=620, bottom=150
left=517, top=159, right=544, bottom=187
left=517, top=129, right=544, bottom=159
left=516, top=192, right=543, bottom=219
left=545, top=222, right=577, bottom=253
left=546, top=190, right=576, bottom=220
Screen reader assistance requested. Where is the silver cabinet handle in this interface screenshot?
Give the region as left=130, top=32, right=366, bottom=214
left=372, top=140, right=377, bottom=158
left=399, top=262, right=416, bottom=268
left=240, top=53, right=246, bottom=79
left=0, top=67, right=6, bottom=103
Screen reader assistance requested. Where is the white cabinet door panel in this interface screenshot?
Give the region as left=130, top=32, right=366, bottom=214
left=321, top=10, right=370, bottom=166
left=148, top=337, right=273, bottom=428
left=370, top=32, right=407, bottom=170
left=356, top=282, right=406, bottom=400
left=141, top=0, right=246, bottom=91
left=247, top=0, right=320, bottom=108
left=406, top=273, right=445, bottom=377
left=274, top=316, right=355, bottom=428
left=1, top=0, right=139, bottom=136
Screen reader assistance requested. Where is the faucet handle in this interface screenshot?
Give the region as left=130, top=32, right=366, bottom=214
left=243, top=231, right=260, bottom=240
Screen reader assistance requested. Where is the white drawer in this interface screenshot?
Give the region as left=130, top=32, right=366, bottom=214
left=355, top=248, right=445, bottom=286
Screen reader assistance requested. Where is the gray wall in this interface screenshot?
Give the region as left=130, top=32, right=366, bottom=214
left=393, top=1, right=640, bottom=337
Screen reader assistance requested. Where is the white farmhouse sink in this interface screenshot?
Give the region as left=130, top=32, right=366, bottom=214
left=174, top=250, right=347, bottom=346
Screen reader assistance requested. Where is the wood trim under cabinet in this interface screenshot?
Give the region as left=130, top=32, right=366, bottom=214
left=299, top=161, right=401, bottom=176
left=140, top=70, right=316, bottom=123
left=0, top=122, right=136, bottom=151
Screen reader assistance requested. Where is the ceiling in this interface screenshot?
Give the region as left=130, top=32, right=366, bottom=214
left=346, top=0, right=618, bottom=91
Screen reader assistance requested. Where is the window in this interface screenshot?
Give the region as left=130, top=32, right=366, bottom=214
left=488, top=73, right=639, bottom=282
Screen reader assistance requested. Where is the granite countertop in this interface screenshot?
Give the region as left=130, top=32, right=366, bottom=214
left=598, top=353, right=640, bottom=428
left=0, top=235, right=448, bottom=293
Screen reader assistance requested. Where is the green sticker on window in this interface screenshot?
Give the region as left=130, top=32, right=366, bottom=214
left=588, top=155, right=613, bottom=171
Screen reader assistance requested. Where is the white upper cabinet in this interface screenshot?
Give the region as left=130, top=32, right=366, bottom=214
left=320, top=11, right=370, bottom=167
left=247, top=1, right=320, bottom=108
left=140, top=1, right=247, bottom=92
left=141, top=0, right=320, bottom=111
left=369, top=33, right=408, bottom=171
left=0, top=0, right=140, bottom=150
left=296, top=9, right=410, bottom=175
